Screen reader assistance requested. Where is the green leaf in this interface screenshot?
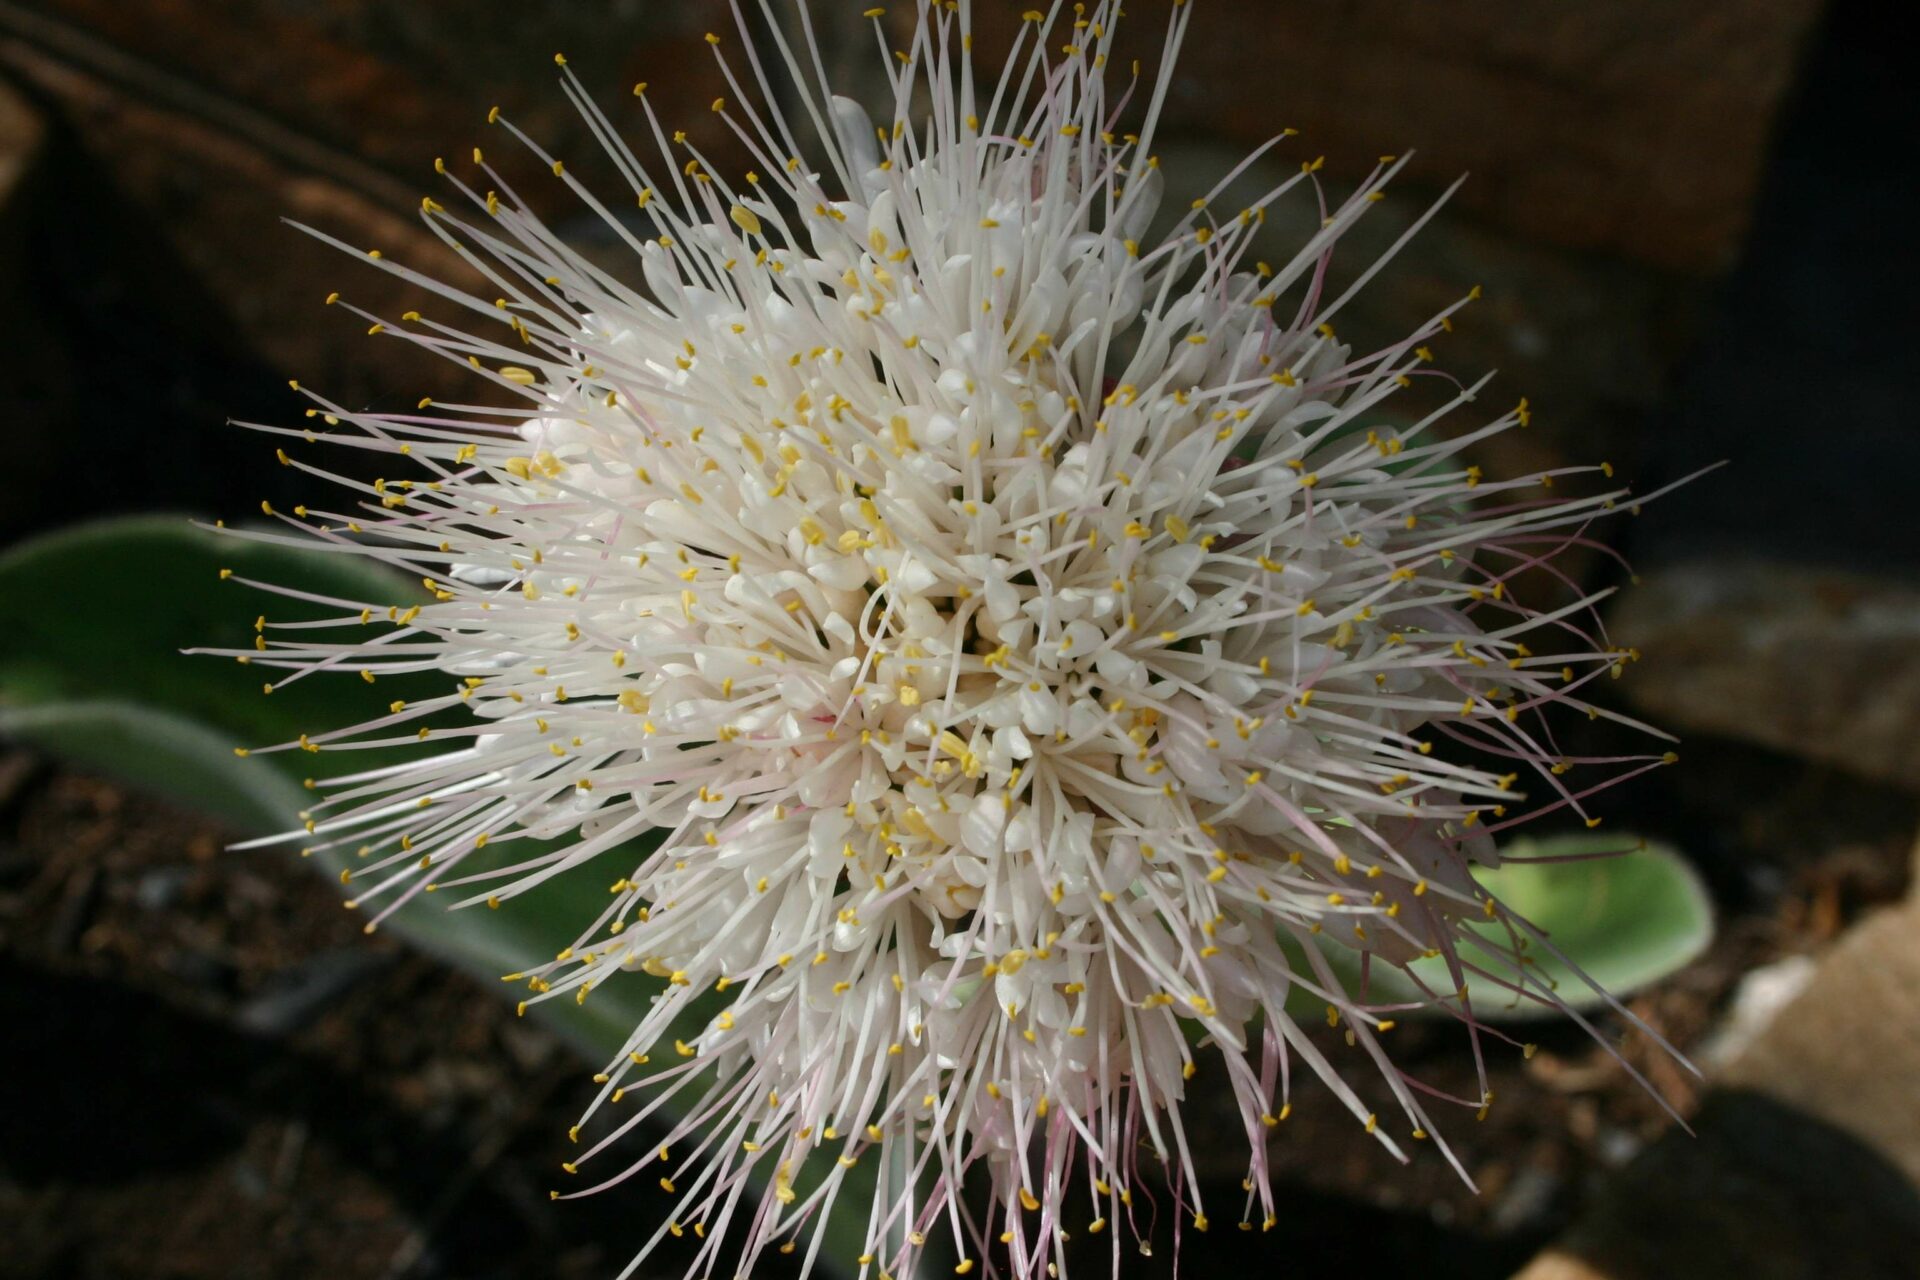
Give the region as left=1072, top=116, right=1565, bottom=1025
left=0, top=515, right=655, bottom=1027
left=1295, top=835, right=1713, bottom=1021
left=0, top=513, right=444, bottom=791
left=0, top=515, right=879, bottom=1273
left=0, top=698, right=312, bottom=833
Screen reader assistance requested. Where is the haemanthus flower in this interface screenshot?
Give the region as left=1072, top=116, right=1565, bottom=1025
left=207, top=2, right=1689, bottom=1275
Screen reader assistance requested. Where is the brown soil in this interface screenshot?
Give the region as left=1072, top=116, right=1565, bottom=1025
left=0, top=742, right=1911, bottom=1279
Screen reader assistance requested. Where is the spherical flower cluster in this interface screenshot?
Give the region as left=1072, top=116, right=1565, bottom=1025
left=215, top=3, right=1679, bottom=1276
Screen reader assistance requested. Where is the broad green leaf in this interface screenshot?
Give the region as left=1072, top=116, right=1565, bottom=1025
left=1292, top=835, right=1713, bottom=1021
left=0, top=515, right=880, bottom=1273
left=0, top=515, right=658, bottom=1029
left=0, top=513, right=445, bottom=786
left=0, top=699, right=311, bottom=834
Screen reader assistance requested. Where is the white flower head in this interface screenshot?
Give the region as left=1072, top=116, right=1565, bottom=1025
left=217, top=3, right=1685, bottom=1276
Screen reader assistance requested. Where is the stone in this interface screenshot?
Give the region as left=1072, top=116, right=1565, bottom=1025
left=0, top=75, right=45, bottom=207
left=0, top=76, right=72, bottom=546
left=1514, top=1088, right=1920, bottom=1280
left=4, top=0, right=746, bottom=191
left=0, top=39, right=480, bottom=409
left=1715, top=892, right=1920, bottom=1186
left=0, top=1, right=755, bottom=418
left=1609, top=560, right=1920, bottom=793
left=1513, top=837, right=1920, bottom=1279
left=1695, top=953, right=1818, bottom=1070
left=962, top=0, right=1823, bottom=272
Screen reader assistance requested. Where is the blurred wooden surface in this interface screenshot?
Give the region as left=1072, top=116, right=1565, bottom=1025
left=4, top=0, right=1822, bottom=269
left=966, top=0, right=1824, bottom=271
left=0, top=0, right=1823, bottom=547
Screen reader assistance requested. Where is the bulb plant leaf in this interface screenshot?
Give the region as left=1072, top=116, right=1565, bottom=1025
left=0, top=515, right=886, bottom=1273
left=0, top=515, right=656, bottom=1020
left=1283, top=834, right=1713, bottom=1022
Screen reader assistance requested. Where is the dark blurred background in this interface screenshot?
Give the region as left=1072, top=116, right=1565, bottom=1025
left=0, top=2, right=1915, bottom=1278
